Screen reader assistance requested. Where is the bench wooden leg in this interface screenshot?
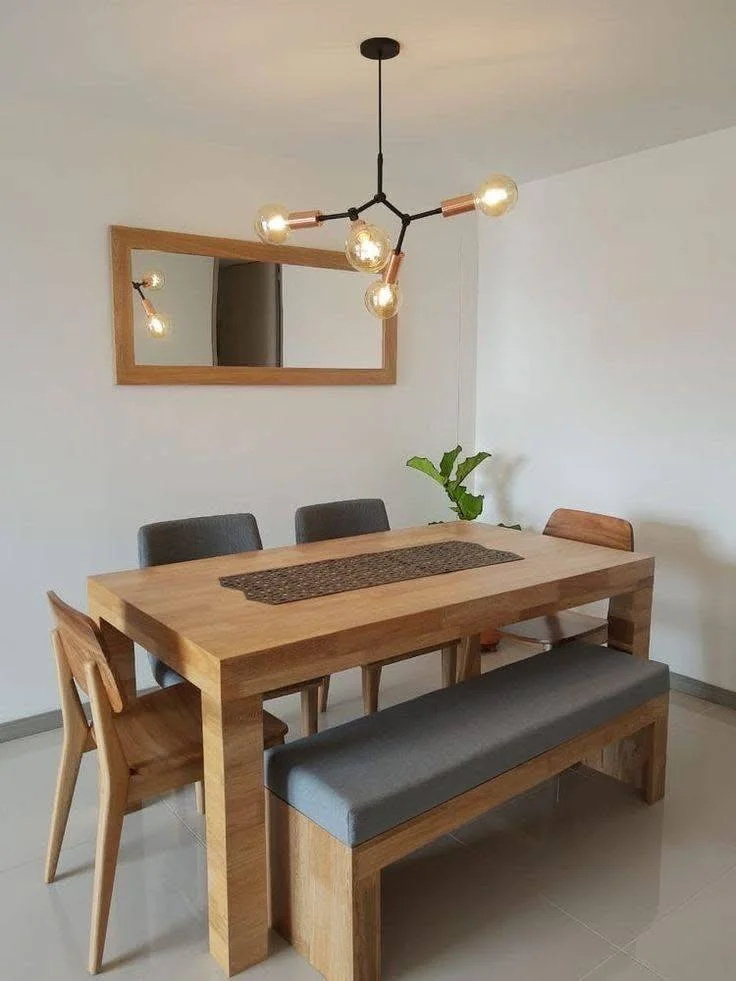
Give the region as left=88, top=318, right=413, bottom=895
left=269, top=794, right=381, bottom=981
left=643, top=703, right=668, bottom=804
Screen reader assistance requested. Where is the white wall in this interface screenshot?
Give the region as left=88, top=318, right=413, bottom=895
left=0, top=100, right=478, bottom=723
left=281, top=265, right=382, bottom=368
left=476, top=125, right=736, bottom=690
left=131, top=250, right=215, bottom=366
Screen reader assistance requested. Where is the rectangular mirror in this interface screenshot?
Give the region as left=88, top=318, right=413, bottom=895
left=111, top=226, right=397, bottom=385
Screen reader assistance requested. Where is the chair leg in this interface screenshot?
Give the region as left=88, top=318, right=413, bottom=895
left=195, top=782, right=206, bottom=815
left=441, top=645, right=458, bottom=688
left=362, top=665, right=382, bottom=715
left=457, top=634, right=482, bottom=681
left=319, top=676, right=331, bottom=714
left=45, top=718, right=89, bottom=884
left=89, top=772, right=128, bottom=974
left=301, top=685, right=319, bottom=737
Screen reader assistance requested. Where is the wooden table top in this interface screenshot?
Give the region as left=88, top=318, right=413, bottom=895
left=88, top=522, right=654, bottom=697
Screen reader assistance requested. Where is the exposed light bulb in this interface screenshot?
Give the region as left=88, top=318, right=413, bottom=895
left=146, top=313, right=170, bottom=338
left=345, top=220, right=392, bottom=273
left=364, top=280, right=402, bottom=320
left=142, top=270, right=165, bottom=290
left=474, top=175, right=518, bottom=218
left=141, top=296, right=170, bottom=337
left=253, top=204, right=292, bottom=245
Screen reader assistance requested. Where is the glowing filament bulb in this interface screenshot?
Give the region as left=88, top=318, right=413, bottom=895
left=142, top=270, right=165, bottom=290
left=345, top=221, right=392, bottom=273
left=253, top=204, right=292, bottom=245
left=474, top=175, right=518, bottom=217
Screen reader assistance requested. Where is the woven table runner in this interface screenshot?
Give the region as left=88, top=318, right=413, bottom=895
left=219, top=540, right=523, bottom=605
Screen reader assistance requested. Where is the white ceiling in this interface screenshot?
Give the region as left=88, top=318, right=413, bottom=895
left=2, top=0, right=736, bottom=184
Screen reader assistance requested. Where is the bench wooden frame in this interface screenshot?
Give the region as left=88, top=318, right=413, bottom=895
left=268, top=692, right=668, bottom=981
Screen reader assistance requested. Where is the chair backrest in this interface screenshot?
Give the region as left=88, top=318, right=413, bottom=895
left=138, top=513, right=262, bottom=567
left=543, top=509, right=634, bottom=552
left=47, top=592, right=125, bottom=713
left=295, top=498, right=390, bottom=544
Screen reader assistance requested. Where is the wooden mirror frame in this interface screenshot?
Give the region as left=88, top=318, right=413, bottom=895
left=110, top=225, right=397, bottom=385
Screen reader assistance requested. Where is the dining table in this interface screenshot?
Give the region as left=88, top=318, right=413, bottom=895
left=87, top=520, right=654, bottom=977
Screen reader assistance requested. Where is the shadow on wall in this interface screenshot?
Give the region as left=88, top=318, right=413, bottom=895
left=634, top=519, right=736, bottom=692
left=478, top=453, right=527, bottom=526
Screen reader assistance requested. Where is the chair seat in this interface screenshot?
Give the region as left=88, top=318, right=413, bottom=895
left=116, top=684, right=287, bottom=776
left=502, top=611, right=608, bottom=648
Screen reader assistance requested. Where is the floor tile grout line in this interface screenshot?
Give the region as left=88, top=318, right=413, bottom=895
left=576, top=949, right=672, bottom=981
left=575, top=952, right=622, bottom=981
left=160, top=795, right=207, bottom=846
left=538, top=849, right=736, bottom=960
left=539, top=891, right=630, bottom=955
left=620, top=856, right=736, bottom=956
left=0, top=798, right=206, bottom=883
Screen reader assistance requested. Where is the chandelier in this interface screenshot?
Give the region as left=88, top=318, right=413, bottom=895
left=254, top=37, right=518, bottom=319
left=132, top=271, right=170, bottom=337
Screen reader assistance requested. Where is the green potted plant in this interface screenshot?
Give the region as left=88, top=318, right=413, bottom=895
left=405, top=445, right=491, bottom=521
left=405, top=445, right=514, bottom=649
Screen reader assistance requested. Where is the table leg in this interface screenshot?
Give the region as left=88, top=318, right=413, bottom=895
left=608, top=580, right=654, bottom=658
left=584, top=577, right=654, bottom=788
left=457, top=634, right=482, bottom=682
left=202, top=687, right=268, bottom=977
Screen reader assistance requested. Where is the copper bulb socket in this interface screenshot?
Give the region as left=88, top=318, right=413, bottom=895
left=441, top=193, right=476, bottom=218
left=383, top=252, right=404, bottom=285
left=141, top=298, right=157, bottom=318
left=287, top=210, right=323, bottom=230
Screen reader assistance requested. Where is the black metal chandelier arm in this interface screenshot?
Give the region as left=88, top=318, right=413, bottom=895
left=318, top=194, right=382, bottom=224
left=318, top=210, right=354, bottom=223
left=392, top=204, right=444, bottom=253
left=410, top=206, right=443, bottom=221
left=131, top=281, right=146, bottom=299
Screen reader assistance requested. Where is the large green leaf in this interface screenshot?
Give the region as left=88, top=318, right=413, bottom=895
left=452, top=487, right=485, bottom=520
left=405, top=456, right=445, bottom=486
left=452, top=451, right=492, bottom=488
left=439, top=445, right=462, bottom=479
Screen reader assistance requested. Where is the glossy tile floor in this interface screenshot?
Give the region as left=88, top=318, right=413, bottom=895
left=2, top=645, right=736, bottom=980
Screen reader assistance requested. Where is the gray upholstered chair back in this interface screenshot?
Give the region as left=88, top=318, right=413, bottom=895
left=138, top=513, right=262, bottom=567
left=137, top=513, right=262, bottom=687
left=295, top=499, right=390, bottom=544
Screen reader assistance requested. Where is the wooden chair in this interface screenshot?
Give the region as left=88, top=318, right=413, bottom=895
left=501, top=508, right=635, bottom=649
left=44, top=591, right=287, bottom=974
left=294, top=499, right=458, bottom=714
left=138, top=514, right=326, bottom=740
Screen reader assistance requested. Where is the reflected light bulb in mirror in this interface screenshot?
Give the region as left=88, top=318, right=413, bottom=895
left=254, top=204, right=292, bottom=245
left=146, top=313, right=170, bottom=338
left=364, top=280, right=403, bottom=319
left=345, top=221, right=392, bottom=273
left=142, top=270, right=165, bottom=290
left=474, top=175, right=518, bottom=217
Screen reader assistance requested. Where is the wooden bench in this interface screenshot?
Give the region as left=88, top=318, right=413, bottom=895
left=266, top=643, right=669, bottom=981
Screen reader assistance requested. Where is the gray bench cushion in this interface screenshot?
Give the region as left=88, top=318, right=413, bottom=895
left=265, top=643, right=669, bottom=846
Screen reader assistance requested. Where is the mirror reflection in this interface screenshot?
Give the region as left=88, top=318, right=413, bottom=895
left=130, top=249, right=383, bottom=369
